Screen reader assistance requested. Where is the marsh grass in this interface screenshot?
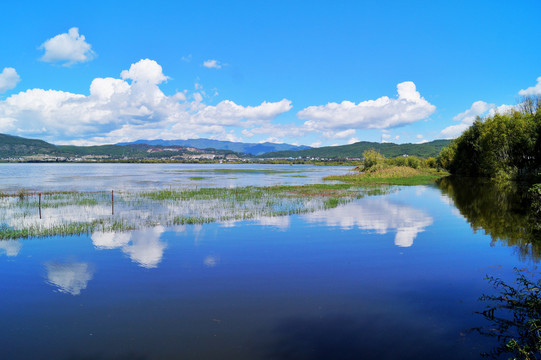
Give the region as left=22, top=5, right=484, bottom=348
left=0, top=183, right=386, bottom=239
left=325, top=166, right=447, bottom=186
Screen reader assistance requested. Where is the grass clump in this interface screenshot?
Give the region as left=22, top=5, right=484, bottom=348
left=172, top=216, right=215, bottom=225
left=325, top=166, right=446, bottom=185
left=324, top=149, right=448, bottom=185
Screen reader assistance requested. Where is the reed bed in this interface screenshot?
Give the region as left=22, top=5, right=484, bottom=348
left=0, top=184, right=388, bottom=240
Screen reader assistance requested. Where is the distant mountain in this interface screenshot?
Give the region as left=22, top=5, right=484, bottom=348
left=118, top=138, right=311, bottom=155
left=259, top=140, right=452, bottom=159
left=0, top=133, right=57, bottom=157
left=0, top=133, right=239, bottom=160
left=0, top=133, right=451, bottom=161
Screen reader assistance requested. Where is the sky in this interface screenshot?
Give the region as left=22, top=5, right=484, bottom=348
left=0, top=0, right=540, bottom=147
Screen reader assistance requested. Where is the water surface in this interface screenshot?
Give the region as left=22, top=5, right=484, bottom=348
left=0, top=165, right=537, bottom=359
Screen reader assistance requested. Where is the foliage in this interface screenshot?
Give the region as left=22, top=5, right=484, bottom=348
left=258, top=140, right=451, bottom=159
left=437, top=97, right=541, bottom=179
left=362, top=149, right=385, bottom=170
left=477, top=269, right=541, bottom=359
left=436, top=176, right=541, bottom=260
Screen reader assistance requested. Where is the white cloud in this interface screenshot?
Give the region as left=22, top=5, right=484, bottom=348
left=39, top=27, right=95, bottom=66
left=325, top=129, right=356, bottom=139
left=519, top=76, right=541, bottom=96
left=440, top=123, right=471, bottom=139
left=260, top=136, right=281, bottom=143
left=92, top=227, right=167, bottom=269
left=203, top=59, right=223, bottom=69
left=452, top=100, right=493, bottom=123
left=0, top=59, right=293, bottom=144
left=0, top=68, right=20, bottom=93
left=120, top=59, right=169, bottom=84
left=439, top=100, right=494, bottom=139
left=438, top=75, right=541, bottom=140
left=347, top=137, right=359, bottom=144
left=45, top=261, right=94, bottom=295
left=416, top=134, right=423, bottom=139
left=122, top=227, right=167, bottom=268
left=310, top=141, right=322, bottom=148
left=298, top=81, right=435, bottom=131
left=301, top=198, right=433, bottom=247
left=0, top=240, right=21, bottom=257
left=488, top=103, right=518, bottom=117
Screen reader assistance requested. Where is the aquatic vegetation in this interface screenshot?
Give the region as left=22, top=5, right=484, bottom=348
left=188, top=176, right=208, bottom=180
left=477, top=269, right=541, bottom=359
left=0, top=183, right=386, bottom=239
left=325, top=166, right=447, bottom=185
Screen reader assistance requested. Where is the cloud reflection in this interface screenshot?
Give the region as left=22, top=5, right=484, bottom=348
left=45, top=261, right=94, bottom=295
left=92, top=226, right=166, bottom=268
left=301, top=199, right=433, bottom=247
left=0, top=240, right=22, bottom=257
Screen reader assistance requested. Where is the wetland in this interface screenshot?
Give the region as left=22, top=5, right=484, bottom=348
left=0, top=163, right=539, bottom=359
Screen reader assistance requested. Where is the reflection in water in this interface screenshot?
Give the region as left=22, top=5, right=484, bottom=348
left=301, top=199, right=433, bottom=247
left=45, top=262, right=94, bottom=295
left=437, top=177, right=541, bottom=260
left=92, top=227, right=166, bottom=268
left=0, top=240, right=21, bottom=257
left=204, top=255, right=219, bottom=267
left=257, top=216, right=291, bottom=230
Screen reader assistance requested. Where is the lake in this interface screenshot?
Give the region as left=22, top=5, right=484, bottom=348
left=0, top=164, right=537, bottom=359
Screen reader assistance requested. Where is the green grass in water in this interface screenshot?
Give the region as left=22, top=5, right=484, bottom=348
left=325, top=166, right=448, bottom=186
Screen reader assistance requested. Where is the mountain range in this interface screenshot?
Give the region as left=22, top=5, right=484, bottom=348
left=259, top=140, right=451, bottom=159
left=118, top=139, right=311, bottom=155
left=0, top=133, right=451, bottom=160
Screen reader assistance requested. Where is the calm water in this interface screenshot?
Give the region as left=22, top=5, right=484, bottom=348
left=0, top=163, right=351, bottom=191
left=0, top=165, right=537, bottom=359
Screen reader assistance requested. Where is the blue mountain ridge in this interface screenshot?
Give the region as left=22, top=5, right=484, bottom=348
left=117, top=138, right=311, bottom=155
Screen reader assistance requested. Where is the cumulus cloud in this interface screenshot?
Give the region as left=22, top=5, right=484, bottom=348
left=519, top=76, right=541, bottom=96
left=488, top=103, right=519, bottom=117
left=301, top=198, right=433, bottom=247
left=298, top=81, right=435, bottom=132
left=45, top=261, right=94, bottom=295
left=0, top=68, right=20, bottom=93
left=120, top=59, right=169, bottom=84
left=203, top=59, right=223, bottom=69
left=92, top=227, right=167, bottom=269
left=39, top=27, right=95, bottom=66
left=0, top=59, right=293, bottom=144
left=440, top=101, right=494, bottom=139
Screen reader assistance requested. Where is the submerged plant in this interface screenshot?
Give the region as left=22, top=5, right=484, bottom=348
left=477, top=269, right=541, bottom=359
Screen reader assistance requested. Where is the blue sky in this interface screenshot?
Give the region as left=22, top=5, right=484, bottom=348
left=0, top=0, right=540, bottom=146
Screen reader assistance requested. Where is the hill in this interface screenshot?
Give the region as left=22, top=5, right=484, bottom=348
left=259, top=140, right=451, bottom=159
left=118, top=138, right=311, bottom=155
left=0, top=133, right=239, bottom=161
left=0, top=134, right=57, bottom=157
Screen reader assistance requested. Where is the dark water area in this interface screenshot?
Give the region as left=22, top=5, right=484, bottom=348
left=1, top=171, right=540, bottom=359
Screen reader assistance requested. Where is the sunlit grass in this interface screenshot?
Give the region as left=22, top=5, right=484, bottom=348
left=325, top=166, right=448, bottom=185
